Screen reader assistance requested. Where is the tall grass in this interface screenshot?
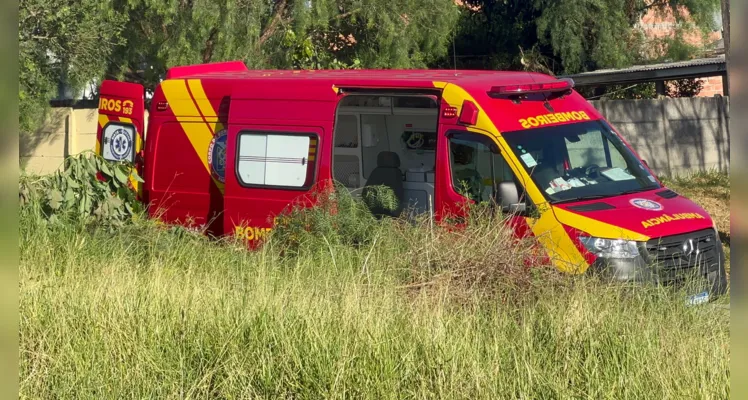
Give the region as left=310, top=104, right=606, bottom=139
left=19, top=188, right=730, bottom=399
left=659, top=168, right=730, bottom=190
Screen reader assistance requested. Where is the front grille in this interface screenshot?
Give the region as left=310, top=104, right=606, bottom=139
left=643, top=228, right=721, bottom=285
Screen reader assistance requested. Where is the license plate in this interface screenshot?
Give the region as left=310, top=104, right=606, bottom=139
left=686, top=291, right=710, bottom=306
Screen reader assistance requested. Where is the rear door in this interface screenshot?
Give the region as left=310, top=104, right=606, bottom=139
left=223, top=123, right=326, bottom=243
left=96, top=80, right=146, bottom=197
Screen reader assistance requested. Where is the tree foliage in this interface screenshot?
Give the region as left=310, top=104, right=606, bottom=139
left=19, top=0, right=126, bottom=134
left=667, top=78, right=705, bottom=97
left=19, top=0, right=459, bottom=137
left=105, top=0, right=460, bottom=93
left=436, top=0, right=721, bottom=75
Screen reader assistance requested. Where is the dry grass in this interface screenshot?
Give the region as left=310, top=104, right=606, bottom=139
left=270, top=188, right=563, bottom=305
left=18, top=174, right=731, bottom=398
left=20, top=205, right=730, bottom=399
left=394, top=209, right=564, bottom=306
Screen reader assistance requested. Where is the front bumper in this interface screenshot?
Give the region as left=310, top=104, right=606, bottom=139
left=589, top=228, right=728, bottom=298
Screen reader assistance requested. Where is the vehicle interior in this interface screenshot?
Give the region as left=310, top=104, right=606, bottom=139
left=332, top=93, right=440, bottom=218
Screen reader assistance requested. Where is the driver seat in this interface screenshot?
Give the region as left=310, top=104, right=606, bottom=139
left=362, top=151, right=405, bottom=218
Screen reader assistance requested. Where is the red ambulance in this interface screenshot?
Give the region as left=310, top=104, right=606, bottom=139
left=95, top=60, right=728, bottom=302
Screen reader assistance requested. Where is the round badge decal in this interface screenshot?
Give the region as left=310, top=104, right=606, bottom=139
left=207, top=129, right=227, bottom=183
left=629, top=198, right=663, bottom=211
left=109, top=127, right=133, bottom=161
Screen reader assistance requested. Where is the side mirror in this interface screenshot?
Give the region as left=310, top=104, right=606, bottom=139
left=641, top=159, right=649, bottom=167
left=498, top=181, right=527, bottom=215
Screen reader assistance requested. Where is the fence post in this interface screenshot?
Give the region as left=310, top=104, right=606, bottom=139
left=67, top=109, right=76, bottom=158
left=720, top=96, right=730, bottom=172
left=660, top=100, right=673, bottom=177
left=62, top=109, right=74, bottom=170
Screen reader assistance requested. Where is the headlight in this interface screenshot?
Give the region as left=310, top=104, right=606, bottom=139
left=579, top=236, right=640, bottom=259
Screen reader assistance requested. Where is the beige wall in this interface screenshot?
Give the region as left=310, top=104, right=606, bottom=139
left=20, top=108, right=150, bottom=175
left=590, top=96, right=730, bottom=177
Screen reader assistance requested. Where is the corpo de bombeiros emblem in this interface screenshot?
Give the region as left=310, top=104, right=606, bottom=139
left=629, top=198, right=663, bottom=211
left=109, top=127, right=133, bottom=161
left=207, top=129, right=227, bottom=183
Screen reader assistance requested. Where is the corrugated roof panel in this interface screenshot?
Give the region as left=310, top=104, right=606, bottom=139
left=566, top=55, right=725, bottom=78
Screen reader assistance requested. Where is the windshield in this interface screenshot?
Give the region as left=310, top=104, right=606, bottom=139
left=501, top=120, right=660, bottom=203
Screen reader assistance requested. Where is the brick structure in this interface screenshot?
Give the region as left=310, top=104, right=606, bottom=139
left=637, top=6, right=724, bottom=97
left=699, top=75, right=724, bottom=97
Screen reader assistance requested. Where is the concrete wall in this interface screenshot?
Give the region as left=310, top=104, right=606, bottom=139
left=21, top=108, right=97, bottom=174
left=21, top=97, right=729, bottom=178
left=20, top=109, right=150, bottom=175
left=590, top=96, right=730, bottom=176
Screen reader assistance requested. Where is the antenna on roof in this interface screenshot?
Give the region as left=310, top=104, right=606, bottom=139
left=452, top=34, right=457, bottom=76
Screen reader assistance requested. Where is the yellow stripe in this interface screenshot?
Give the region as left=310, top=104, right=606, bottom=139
left=96, top=114, right=109, bottom=154
left=553, top=207, right=650, bottom=242
left=98, top=114, right=110, bottom=128
left=527, top=205, right=588, bottom=273
left=161, top=79, right=224, bottom=194
left=117, top=117, right=144, bottom=197
left=176, top=116, right=210, bottom=122
left=187, top=79, right=224, bottom=134
left=187, top=80, right=226, bottom=192
left=187, top=79, right=217, bottom=118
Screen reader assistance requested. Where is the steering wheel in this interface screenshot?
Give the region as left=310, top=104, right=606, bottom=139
left=585, top=164, right=600, bottom=178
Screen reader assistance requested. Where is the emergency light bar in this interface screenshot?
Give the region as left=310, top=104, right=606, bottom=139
left=489, top=78, right=575, bottom=95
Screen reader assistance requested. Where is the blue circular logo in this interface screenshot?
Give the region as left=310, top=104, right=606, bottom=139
left=630, top=198, right=663, bottom=211
left=208, top=129, right=227, bottom=183
left=109, top=128, right=133, bottom=161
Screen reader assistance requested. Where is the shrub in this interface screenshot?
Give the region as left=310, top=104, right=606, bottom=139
left=20, top=152, right=144, bottom=231
left=269, top=181, right=384, bottom=255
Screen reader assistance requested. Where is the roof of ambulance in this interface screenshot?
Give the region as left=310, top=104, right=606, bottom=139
left=165, top=63, right=558, bottom=89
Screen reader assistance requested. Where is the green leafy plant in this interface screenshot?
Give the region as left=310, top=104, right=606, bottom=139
left=20, top=151, right=144, bottom=229
left=361, top=185, right=400, bottom=215
left=270, top=182, right=383, bottom=255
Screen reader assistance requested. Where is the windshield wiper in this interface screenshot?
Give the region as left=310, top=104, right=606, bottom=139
left=617, top=186, right=658, bottom=196
left=551, top=194, right=611, bottom=205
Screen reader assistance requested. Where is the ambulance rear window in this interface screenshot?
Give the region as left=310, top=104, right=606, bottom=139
left=236, top=131, right=317, bottom=189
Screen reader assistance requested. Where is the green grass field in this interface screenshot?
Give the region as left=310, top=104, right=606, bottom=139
left=19, top=171, right=731, bottom=399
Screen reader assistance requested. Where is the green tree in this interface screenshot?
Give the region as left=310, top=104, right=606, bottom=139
left=19, top=0, right=126, bottom=136
left=105, top=0, right=461, bottom=93
left=18, top=0, right=460, bottom=161
left=435, top=0, right=721, bottom=75
left=668, top=78, right=705, bottom=97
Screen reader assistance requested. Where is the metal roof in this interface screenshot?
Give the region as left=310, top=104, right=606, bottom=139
left=561, top=55, right=726, bottom=86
